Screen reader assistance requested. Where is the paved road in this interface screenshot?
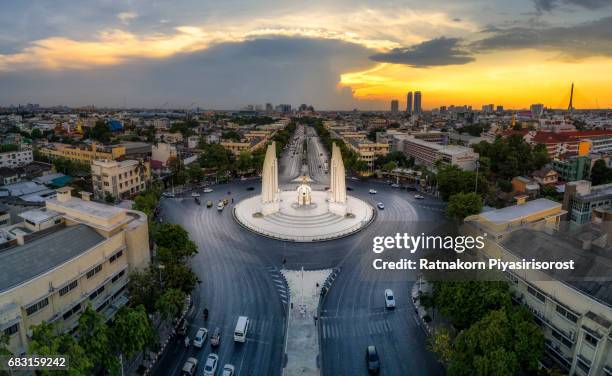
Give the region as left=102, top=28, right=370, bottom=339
left=305, top=126, right=329, bottom=186
left=153, top=125, right=447, bottom=376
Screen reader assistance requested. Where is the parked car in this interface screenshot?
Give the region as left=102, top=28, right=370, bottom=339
left=221, top=365, right=235, bottom=376
left=191, top=192, right=201, bottom=198
left=181, top=357, right=198, bottom=376
left=203, top=354, right=219, bottom=376
left=369, top=189, right=377, bottom=194
left=246, top=186, right=255, bottom=191
left=210, top=327, right=221, bottom=347
left=193, top=327, right=208, bottom=348
left=203, top=188, right=214, bottom=193
left=366, top=345, right=380, bottom=373
left=384, top=289, right=395, bottom=309
left=414, top=194, right=425, bottom=199
left=377, top=202, right=385, bottom=210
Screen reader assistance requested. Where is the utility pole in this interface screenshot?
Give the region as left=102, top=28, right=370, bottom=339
left=474, top=160, right=480, bottom=194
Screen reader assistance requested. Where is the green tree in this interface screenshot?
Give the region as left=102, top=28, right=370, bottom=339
left=382, top=161, right=397, bottom=172
left=128, top=267, right=161, bottom=313
left=236, top=150, right=253, bottom=173
left=161, top=263, right=198, bottom=293
left=429, top=328, right=453, bottom=364
left=29, top=321, right=93, bottom=376
left=222, top=130, right=241, bottom=141
left=187, top=162, right=204, bottom=183
left=84, top=120, right=112, bottom=143
left=111, top=305, right=155, bottom=359
left=447, top=192, right=483, bottom=221
left=437, top=165, right=488, bottom=201
left=31, top=128, right=43, bottom=139
left=154, top=224, right=197, bottom=262
left=155, top=288, right=187, bottom=320
left=590, top=159, right=612, bottom=186
left=105, top=192, right=115, bottom=204
left=77, top=305, right=119, bottom=374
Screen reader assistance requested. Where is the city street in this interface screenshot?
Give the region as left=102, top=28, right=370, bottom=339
left=153, top=127, right=447, bottom=375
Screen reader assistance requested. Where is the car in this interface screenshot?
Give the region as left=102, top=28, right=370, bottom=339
left=193, top=327, right=208, bottom=348
left=177, top=318, right=187, bottom=336
left=347, top=186, right=354, bottom=191
left=191, top=192, right=200, bottom=198
left=240, top=176, right=247, bottom=181
left=384, top=289, right=395, bottom=309
left=206, top=200, right=213, bottom=208
left=246, top=186, right=255, bottom=191
left=162, top=192, right=175, bottom=198
left=366, top=345, right=380, bottom=373
left=210, top=327, right=221, bottom=347
left=181, top=357, right=198, bottom=376
left=221, top=365, right=235, bottom=376
left=350, top=176, right=359, bottom=181
left=203, top=188, right=213, bottom=193
left=217, top=202, right=224, bottom=211
left=414, top=194, right=425, bottom=199
left=406, top=186, right=417, bottom=191
left=391, top=183, right=400, bottom=188
left=203, top=353, right=219, bottom=376
left=377, top=202, right=385, bottom=210
left=369, top=189, right=377, bottom=194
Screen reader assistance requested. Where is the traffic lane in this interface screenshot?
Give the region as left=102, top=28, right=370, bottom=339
left=156, top=194, right=286, bottom=376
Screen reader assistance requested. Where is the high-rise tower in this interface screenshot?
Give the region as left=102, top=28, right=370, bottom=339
left=406, top=92, right=413, bottom=114
left=414, top=91, right=422, bottom=114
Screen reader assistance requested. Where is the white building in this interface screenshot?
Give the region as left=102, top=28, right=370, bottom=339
left=0, top=149, right=33, bottom=168
left=151, top=143, right=178, bottom=167
left=91, top=159, right=151, bottom=200
left=393, top=135, right=478, bottom=171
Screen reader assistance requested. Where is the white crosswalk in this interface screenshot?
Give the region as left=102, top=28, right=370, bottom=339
left=321, top=319, right=392, bottom=339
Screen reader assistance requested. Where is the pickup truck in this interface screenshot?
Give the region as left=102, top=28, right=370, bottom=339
left=210, top=327, right=221, bottom=347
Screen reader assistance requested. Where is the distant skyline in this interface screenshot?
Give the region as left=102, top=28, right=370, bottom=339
left=1, top=0, right=611, bottom=110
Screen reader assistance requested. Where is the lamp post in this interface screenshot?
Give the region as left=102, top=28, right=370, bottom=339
left=158, top=264, right=165, bottom=291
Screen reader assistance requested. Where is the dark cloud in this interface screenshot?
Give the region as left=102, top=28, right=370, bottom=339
left=0, top=37, right=380, bottom=110
left=473, top=16, right=612, bottom=58
left=533, top=0, right=612, bottom=13
left=369, top=37, right=475, bottom=67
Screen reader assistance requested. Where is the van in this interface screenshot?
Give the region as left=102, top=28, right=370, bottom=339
left=233, top=316, right=249, bottom=343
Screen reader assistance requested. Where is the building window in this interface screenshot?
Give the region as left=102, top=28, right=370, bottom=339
left=86, top=264, right=102, bottom=279
left=583, top=332, right=598, bottom=347
left=527, top=285, right=545, bottom=303
left=89, top=285, right=105, bottom=300
left=59, top=280, right=78, bottom=296
left=577, top=357, right=591, bottom=373
left=555, top=304, right=578, bottom=323
left=62, top=303, right=82, bottom=321
left=25, top=297, right=49, bottom=316
left=3, top=323, right=19, bottom=337
left=109, top=250, right=123, bottom=263
left=111, top=270, right=125, bottom=284
left=551, top=327, right=573, bottom=348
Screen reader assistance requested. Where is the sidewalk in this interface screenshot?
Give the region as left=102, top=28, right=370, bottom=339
left=281, top=269, right=332, bottom=376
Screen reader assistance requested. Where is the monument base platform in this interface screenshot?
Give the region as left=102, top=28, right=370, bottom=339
left=233, top=190, right=374, bottom=242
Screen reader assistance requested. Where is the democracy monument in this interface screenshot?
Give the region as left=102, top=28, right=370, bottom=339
left=233, top=142, right=374, bottom=241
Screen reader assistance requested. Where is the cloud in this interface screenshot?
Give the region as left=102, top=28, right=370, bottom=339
left=0, top=37, right=377, bottom=109
left=473, top=16, right=612, bottom=58
left=369, top=37, right=474, bottom=67
left=117, top=12, right=138, bottom=24
left=533, top=0, right=612, bottom=13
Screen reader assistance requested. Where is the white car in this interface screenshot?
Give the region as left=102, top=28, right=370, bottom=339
left=193, top=327, right=208, bottom=348
left=369, top=189, right=377, bottom=194
left=385, top=289, right=396, bottom=309
left=221, top=364, right=235, bottom=376
left=191, top=192, right=201, bottom=198
left=162, top=192, right=175, bottom=198
left=180, top=357, right=198, bottom=376
left=414, top=194, right=425, bottom=199
left=217, top=202, right=224, bottom=211
left=203, top=354, right=219, bottom=376
left=377, top=202, right=385, bottom=210
left=203, top=188, right=214, bottom=193
left=391, top=183, right=400, bottom=188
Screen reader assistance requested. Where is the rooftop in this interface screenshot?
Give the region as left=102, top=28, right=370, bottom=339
left=19, top=208, right=61, bottom=224
left=479, top=198, right=561, bottom=224
left=0, top=225, right=105, bottom=293
left=47, top=196, right=125, bottom=221
left=502, top=229, right=612, bottom=307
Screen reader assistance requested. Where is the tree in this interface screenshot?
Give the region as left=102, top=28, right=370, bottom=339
left=84, top=120, right=112, bottom=143
left=154, top=224, right=197, bottom=262
left=590, top=159, right=612, bottom=186
left=187, top=162, right=204, bottom=183
left=437, top=165, right=488, bottom=201
left=447, top=193, right=483, bottom=221
left=105, top=192, right=115, bottom=204
left=128, top=267, right=161, bottom=313
left=29, top=321, right=93, bottom=376
left=541, top=185, right=559, bottom=201
left=111, top=305, right=155, bottom=359
left=31, top=128, right=43, bottom=139
left=222, top=130, right=241, bottom=141
left=155, top=288, right=187, bottom=320
left=77, top=305, right=119, bottom=374
left=161, top=263, right=198, bottom=293
left=382, top=161, right=397, bottom=172
left=429, top=328, right=453, bottom=364
left=236, top=150, right=253, bottom=173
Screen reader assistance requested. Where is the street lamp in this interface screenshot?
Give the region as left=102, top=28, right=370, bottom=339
left=158, top=264, right=165, bottom=290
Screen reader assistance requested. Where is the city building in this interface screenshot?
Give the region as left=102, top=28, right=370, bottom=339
left=553, top=156, right=591, bottom=182
left=393, top=134, right=478, bottom=171
left=0, top=188, right=150, bottom=355
left=0, top=148, right=33, bottom=168
left=390, top=100, right=399, bottom=113
left=511, top=176, right=540, bottom=197
left=482, top=104, right=494, bottom=113
left=533, top=167, right=559, bottom=186
left=531, top=104, right=545, bottom=118
left=151, top=143, right=178, bottom=167
left=91, top=159, right=151, bottom=201
left=220, top=136, right=268, bottom=156
left=38, top=143, right=126, bottom=165
left=464, top=200, right=611, bottom=376
left=414, top=91, right=422, bottom=114
left=562, top=180, right=612, bottom=226
left=406, top=92, right=413, bottom=114
left=345, top=139, right=389, bottom=168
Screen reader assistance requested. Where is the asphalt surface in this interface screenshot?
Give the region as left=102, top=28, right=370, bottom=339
left=153, top=125, right=448, bottom=376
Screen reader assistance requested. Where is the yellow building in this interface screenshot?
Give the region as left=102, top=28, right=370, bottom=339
left=346, top=139, right=390, bottom=167
left=38, top=142, right=126, bottom=164
left=91, top=159, right=151, bottom=200
left=464, top=199, right=612, bottom=375
left=221, top=136, right=268, bottom=156
left=0, top=188, right=150, bottom=355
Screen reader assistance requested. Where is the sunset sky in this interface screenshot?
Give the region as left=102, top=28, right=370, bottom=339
left=1, top=0, right=611, bottom=110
